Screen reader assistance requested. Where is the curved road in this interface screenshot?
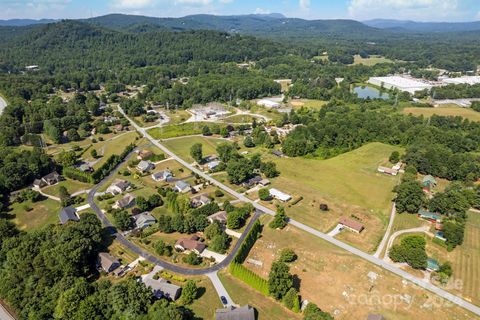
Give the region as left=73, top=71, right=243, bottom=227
left=87, top=107, right=480, bottom=316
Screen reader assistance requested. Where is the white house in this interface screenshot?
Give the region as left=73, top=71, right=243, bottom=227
left=269, top=188, right=292, bottom=202
left=106, top=179, right=131, bottom=195
left=175, top=180, right=191, bottom=193
left=137, top=160, right=155, bottom=173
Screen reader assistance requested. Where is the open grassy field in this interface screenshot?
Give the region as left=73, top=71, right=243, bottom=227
left=290, top=99, right=327, bottom=110
left=107, top=239, right=139, bottom=265
left=267, top=142, right=402, bottom=252
left=218, top=270, right=301, bottom=320
left=402, top=105, right=480, bottom=122
left=148, top=122, right=225, bottom=140
left=352, top=55, right=394, bottom=66
left=8, top=198, right=61, bottom=230
left=43, top=179, right=92, bottom=197
left=222, top=114, right=258, bottom=124
left=243, top=215, right=478, bottom=320
left=162, top=136, right=228, bottom=162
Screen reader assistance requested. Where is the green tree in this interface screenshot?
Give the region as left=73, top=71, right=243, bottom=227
left=260, top=161, right=279, bottom=178
left=303, top=302, right=334, bottom=320
left=190, top=143, right=203, bottom=163
left=154, top=240, right=172, bottom=257
left=113, top=210, right=133, bottom=231
left=57, top=150, right=78, bottom=167
left=268, top=261, right=293, bottom=300
left=220, top=127, right=229, bottom=138
left=389, top=151, right=400, bottom=163
left=394, top=180, right=425, bottom=214
left=282, top=287, right=300, bottom=312
left=180, top=280, right=198, bottom=305
left=59, top=186, right=72, bottom=207
left=204, top=221, right=223, bottom=240
left=90, top=149, right=98, bottom=158
left=183, top=252, right=202, bottom=265
left=269, top=206, right=288, bottom=229
left=226, top=158, right=254, bottom=184
left=244, top=135, right=255, bottom=148
left=279, top=248, right=297, bottom=263
left=202, top=126, right=211, bottom=136
left=209, top=233, right=230, bottom=254
left=227, top=210, right=245, bottom=229
left=258, top=188, right=271, bottom=201
left=136, top=196, right=150, bottom=212
left=389, top=235, right=427, bottom=269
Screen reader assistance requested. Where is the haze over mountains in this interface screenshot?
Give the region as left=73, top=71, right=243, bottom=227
left=1, top=13, right=480, bottom=34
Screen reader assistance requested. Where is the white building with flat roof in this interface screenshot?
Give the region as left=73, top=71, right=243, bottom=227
left=441, top=76, right=480, bottom=86
left=368, top=76, right=434, bottom=94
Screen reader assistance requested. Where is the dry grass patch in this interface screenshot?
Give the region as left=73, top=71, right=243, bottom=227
left=402, top=106, right=480, bottom=122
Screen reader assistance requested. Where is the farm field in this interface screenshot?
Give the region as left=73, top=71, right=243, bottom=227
left=218, top=270, right=301, bottom=320
left=290, top=99, right=327, bottom=110
left=268, top=142, right=402, bottom=252
left=243, top=215, right=478, bottom=320
left=7, top=198, right=61, bottom=230
left=402, top=105, right=480, bottom=122
left=352, top=55, right=394, bottom=66
left=162, top=136, right=228, bottom=163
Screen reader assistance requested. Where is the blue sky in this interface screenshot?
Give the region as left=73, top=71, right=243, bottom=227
left=1, top=0, right=480, bottom=21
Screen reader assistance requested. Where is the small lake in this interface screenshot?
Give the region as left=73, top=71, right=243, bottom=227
left=353, top=85, right=390, bottom=100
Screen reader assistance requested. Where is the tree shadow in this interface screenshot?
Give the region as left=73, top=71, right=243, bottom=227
left=292, top=274, right=302, bottom=291
left=196, top=286, right=206, bottom=300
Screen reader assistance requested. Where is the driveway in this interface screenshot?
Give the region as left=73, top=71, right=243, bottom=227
left=0, top=304, right=14, bottom=320
left=327, top=224, right=344, bottom=237
left=207, top=271, right=235, bottom=307
left=374, top=202, right=396, bottom=258
left=201, top=249, right=227, bottom=263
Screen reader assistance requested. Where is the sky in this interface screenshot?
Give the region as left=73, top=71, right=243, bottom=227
left=1, top=0, right=480, bottom=22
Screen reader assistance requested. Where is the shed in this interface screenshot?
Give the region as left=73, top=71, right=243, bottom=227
left=175, top=180, right=191, bottom=193
left=427, top=258, right=440, bottom=272
left=422, top=175, right=437, bottom=188
left=418, top=209, right=441, bottom=222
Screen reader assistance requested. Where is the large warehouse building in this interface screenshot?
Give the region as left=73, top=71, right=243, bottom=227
left=441, top=76, right=480, bottom=85
left=368, top=76, right=434, bottom=94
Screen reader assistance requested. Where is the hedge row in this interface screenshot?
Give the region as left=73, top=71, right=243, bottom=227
left=63, top=167, right=95, bottom=184
left=91, top=143, right=136, bottom=183
left=229, top=262, right=269, bottom=296
left=233, top=219, right=263, bottom=264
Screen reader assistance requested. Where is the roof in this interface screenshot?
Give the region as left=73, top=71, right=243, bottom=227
left=116, top=193, right=136, bottom=208
left=138, top=149, right=153, bottom=158
left=175, top=235, right=206, bottom=253
left=175, top=180, right=191, bottom=190
left=367, top=315, right=385, bottom=320
left=152, top=170, right=172, bottom=180
left=215, top=305, right=255, bottom=320
left=143, top=277, right=182, bottom=301
left=269, top=188, right=292, bottom=201
left=137, top=160, right=154, bottom=171
left=208, top=211, right=228, bottom=224
left=111, top=179, right=131, bottom=191
left=418, top=209, right=441, bottom=220
left=208, top=161, right=221, bottom=169
left=339, top=217, right=364, bottom=232
left=43, top=171, right=61, bottom=181
left=59, top=207, right=79, bottom=224
left=377, top=166, right=398, bottom=174
left=271, top=150, right=283, bottom=156
left=422, top=175, right=437, bottom=185
left=98, top=252, right=120, bottom=272
left=427, top=258, right=440, bottom=271
left=134, top=212, right=157, bottom=229
left=192, top=194, right=211, bottom=205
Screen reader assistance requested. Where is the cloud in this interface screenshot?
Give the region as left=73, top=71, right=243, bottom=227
left=113, top=0, right=155, bottom=9
left=348, top=0, right=460, bottom=20
left=254, top=7, right=271, bottom=14
left=174, top=0, right=213, bottom=5
left=299, top=0, right=311, bottom=10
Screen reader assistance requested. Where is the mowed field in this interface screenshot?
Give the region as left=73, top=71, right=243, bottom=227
left=8, top=198, right=61, bottom=230
left=162, top=136, right=228, bottom=162
left=243, top=216, right=479, bottom=320
left=290, top=99, right=327, bottom=110
left=352, top=55, right=394, bottom=66
left=268, top=142, right=402, bottom=252
left=402, top=105, right=480, bottom=122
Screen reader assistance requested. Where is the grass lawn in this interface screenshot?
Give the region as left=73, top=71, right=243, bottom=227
left=107, top=239, right=139, bottom=265
left=269, top=142, right=402, bottom=252
left=218, top=270, right=301, bottom=320
left=43, top=179, right=92, bottom=197
left=85, top=131, right=140, bottom=169
left=148, top=122, right=224, bottom=140
left=222, top=114, right=258, bottom=123
left=392, top=213, right=428, bottom=233
left=402, top=105, right=480, bottom=122
left=8, top=198, right=61, bottom=230
left=290, top=99, right=327, bottom=110
left=188, top=276, right=223, bottom=320
left=162, top=136, right=228, bottom=163
left=242, top=215, right=478, bottom=320
left=352, top=55, right=394, bottom=66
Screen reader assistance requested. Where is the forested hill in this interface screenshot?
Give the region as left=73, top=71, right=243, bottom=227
left=84, top=13, right=383, bottom=39
left=364, top=19, right=480, bottom=33
left=0, top=20, right=284, bottom=71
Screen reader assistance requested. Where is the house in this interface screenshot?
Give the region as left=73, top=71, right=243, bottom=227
left=151, top=170, right=172, bottom=182
left=59, top=207, right=80, bottom=224
left=114, top=124, right=124, bottom=132
left=215, top=305, right=255, bottom=320
left=175, top=180, right=191, bottom=193
left=142, top=277, right=182, bottom=301
left=133, top=212, right=157, bottom=229
left=191, top=194, right=211, bottom=208
left=435, top=231, right=447, bottom=241
left=427, top=258, right=440, bottom=272
left=242, top=176, right=262, bottom=188
left=418, top=209, right=441, bottom=223
left=104, top=116, right=119, bottom=123
left=257, top=99, right=281, bottom=109
left=207, top=161, right=221, bottom=171
left=33, top=179, right=46, bottom=189
left=78, top=163, right=93, bottom=172
left=137, top=160, right=155, bottom=173
left=269, top=188, right=292, bottom=202
left=204, top=155, right=219, bottom=163
left=114, top=193, right=136, bottom=209
left=106, top=179, right=131, bottom=195
left=137, top=150, right=153, bottom=160
left=41, top=171, right=62, bottom=186
left=339, top=217, right=364, bottom=233
left=97, top=252, right=120, bottom=273
left=271, top=150, right=284, bottom=157
left=377, top=166, right=398, bottom=176
left=367, top=315, right=385, bottom=320
left=259, top=178, right=270, bottom=186
left=207, top=211, right=228, bottom=224
left=175, top=235, right=206, bottom=254
left=422, top=175, right=437, bottom=189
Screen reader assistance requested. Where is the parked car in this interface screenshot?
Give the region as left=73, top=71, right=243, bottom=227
left=221, top=296, right=228, bottom=305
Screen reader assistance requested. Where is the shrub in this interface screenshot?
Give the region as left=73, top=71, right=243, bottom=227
left=279, top=248, right=297, bottom=263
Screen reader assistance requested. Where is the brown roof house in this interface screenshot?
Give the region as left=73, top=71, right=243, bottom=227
left=113, top=193, right=136, bottom=209
left=175, top=235, right=206, bottom=255
left=207, top=211, right=228, bottom=225
left=215, top=305, right=255, bottom=320
left=137, top=149, right=153, bottom=160
left=339, top=217, right=364, bottom=233
left=97, top=252, right=121, bottom=273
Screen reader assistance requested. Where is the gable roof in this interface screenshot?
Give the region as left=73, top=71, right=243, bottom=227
left=175, top=235, right=206, bottom=253
left=215, top=305, right=255, bottom=320
left=143, top=277, right=182, bottom=301
left=59, top=207, right=79, bottom=224
left=98, top=252, right=120, bottom=272
left=137, top=160, right=154, bottom=171
left=339, top=217, right=364, bottom=232
left=208, top=211, right=228, bottom=224
left=111, top=179, right=131, bottom=191
left=116, top=193, right=136, bottom=208
left=152, top=170, right=172, bottom=180
left=175, top=180, right=191, bottom=190
left=134, top=212, right=157, bottom=229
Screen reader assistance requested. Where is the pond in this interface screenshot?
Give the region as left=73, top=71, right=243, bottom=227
left=353, top=85, right=390, bottom=100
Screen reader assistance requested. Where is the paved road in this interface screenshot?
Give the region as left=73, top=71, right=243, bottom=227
left=384, top=226, right=431, bottom=261
left=207, top=271, right=235, bottom=307
left=0, top=95, right=7, bottom=116
left=0, top=304, right=14, bottom=320
left=373, top=202, right=396, bottom=258
left=105, top=107, right=480, bottom=316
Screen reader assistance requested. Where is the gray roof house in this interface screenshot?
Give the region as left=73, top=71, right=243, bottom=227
left=215, top=305, right=255, bottom=320
left=207, top=160, right=221, bottom=171
left=151, top=170, right=172, bottom=182
left=207, top=211, right=228, bottom=224
left=175, top=180, right=191, bottom=193
left=137, top=160, right=155, bottom=173
left=113, top=193, right=136, bottom=209
left=106, top=179, right=131, bottom=195
left=133, top=212, right=157, bottom=229
left=143, top=277, right=182, bottom=301
left=59, top=207, right=80, bottom=224
left=97, top=252, right=121, bottom=273
left=190, top=194, right=211, bottom=208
